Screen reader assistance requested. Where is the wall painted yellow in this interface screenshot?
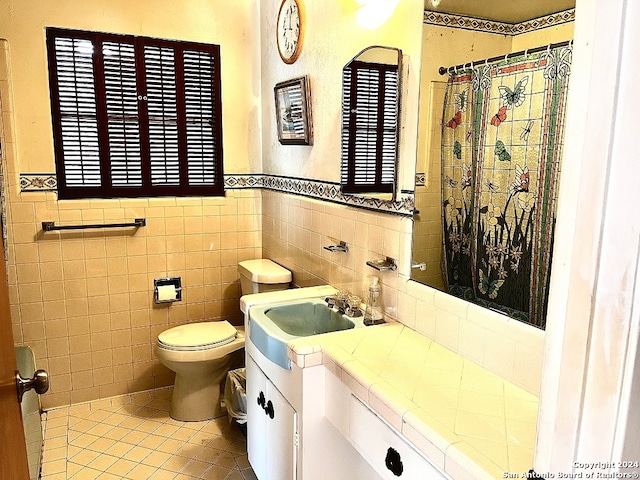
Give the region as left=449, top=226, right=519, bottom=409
left=0, top=0, right=261, bottom=174
left=259, top=0, right=424, bottom=192
left=511, top=23, right=574, bottom=51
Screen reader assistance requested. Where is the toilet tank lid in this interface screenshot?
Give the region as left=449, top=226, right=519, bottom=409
left=238, top=259, right=292, bottom=284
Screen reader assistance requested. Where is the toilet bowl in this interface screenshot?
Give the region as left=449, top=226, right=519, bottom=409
left=154, top=259, right=292, bottom=421
left=154, top=321, right=245, bottom=421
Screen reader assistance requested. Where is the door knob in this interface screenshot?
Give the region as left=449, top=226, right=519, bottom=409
left=15, top=369, right=49, bottom=403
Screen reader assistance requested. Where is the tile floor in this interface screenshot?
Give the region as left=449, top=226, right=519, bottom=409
left=39, top=388, right=256, bottom=480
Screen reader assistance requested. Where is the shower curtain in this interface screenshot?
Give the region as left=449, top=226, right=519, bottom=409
left=440, top=44, right=572, bottom=328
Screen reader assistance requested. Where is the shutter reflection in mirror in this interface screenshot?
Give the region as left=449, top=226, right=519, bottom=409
left=340, top=54, right=399, bottom=195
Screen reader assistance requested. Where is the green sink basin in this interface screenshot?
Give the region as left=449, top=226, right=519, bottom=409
left=249, top=298, right=359, bottom=369
left=265, top=302, right=354, bottom=336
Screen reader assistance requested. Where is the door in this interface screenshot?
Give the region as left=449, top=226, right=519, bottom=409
left=266, top=378, right=297, bottom=480
left=247, top=355, right=268, bottom=478
left=246, top=354, right=298, bottom=480
left=0, top=234, right=30, bottom=479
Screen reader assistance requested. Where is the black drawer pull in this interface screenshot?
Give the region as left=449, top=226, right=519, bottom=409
left=265, top=400, right=275, bottom=419
left=257, top=391, right=266, bottom=408
left=385, top=447, right=403, bottom=476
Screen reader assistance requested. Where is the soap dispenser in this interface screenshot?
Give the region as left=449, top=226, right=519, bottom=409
left=364, top=276, right=384, bottom=326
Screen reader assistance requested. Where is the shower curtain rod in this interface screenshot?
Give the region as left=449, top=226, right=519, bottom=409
left=438, top=39, right=572, bottom=76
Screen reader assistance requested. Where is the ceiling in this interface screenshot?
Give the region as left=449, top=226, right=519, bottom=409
left=424, top=0, right=575, bottom=24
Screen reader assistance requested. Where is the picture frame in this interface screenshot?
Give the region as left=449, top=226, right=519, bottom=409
left=274, top=76, right=313, bottom=145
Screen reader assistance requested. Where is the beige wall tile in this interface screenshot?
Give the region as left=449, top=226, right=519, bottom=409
left=44, top=318, right=68, bottom=339
left=18, top=282, right=43, bottom=303
left=15, top=243, right=40, bottom=263
left=40, top=262, right=63, bottom=282
left=61, top=241, right=85, bottom=261
left=16, top=263, right=40, bottom=283
left=19, top=301, right=44, bottom=323
left=43, top=300, right=66, bottom=320
left=22, top=321, right=45, bottom=342
left=47, top=337, right=70, bottom=357
left=68, top=316, right=90, bottom=336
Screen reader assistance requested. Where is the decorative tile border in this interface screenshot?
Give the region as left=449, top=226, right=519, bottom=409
left=243, top=173, right=416, bottom=216
left=224, top=174, right=265, bottom=189
left=20, top=173, right=57, bottom=191
left=511, top=10, right=575, bottom=34
left=20, top=172, right=416, bottom=216
left=415, top=172, right=425, bottom=187
left=424, top=8, right=575, bottom=35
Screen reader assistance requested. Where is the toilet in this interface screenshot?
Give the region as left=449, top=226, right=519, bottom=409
left=154, top=259, right=292, bottom=421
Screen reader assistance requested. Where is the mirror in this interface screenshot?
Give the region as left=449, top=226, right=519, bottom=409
left=411, top=17, right=574, bottom=330
left=340, top=46, right=402, bottom=201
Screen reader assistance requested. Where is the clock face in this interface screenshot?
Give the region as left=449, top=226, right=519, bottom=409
left=277, top=0, right=302, bottom=64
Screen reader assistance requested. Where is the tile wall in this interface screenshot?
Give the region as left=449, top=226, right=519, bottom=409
left=6, top=187, right=261, bottom=410
left=262, top=190, right=545, bottom=395
left=412, top=80, right=447, bottom=289
left=13, top=192, right=263, bottom=409
left=261, top=189, right=413, bottom=306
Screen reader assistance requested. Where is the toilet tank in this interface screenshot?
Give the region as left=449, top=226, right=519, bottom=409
left=238, top=259, right=292, bottom=295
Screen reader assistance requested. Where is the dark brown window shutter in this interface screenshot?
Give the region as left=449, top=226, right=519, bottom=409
left=340, top=61, right=398, bottom=195
left=47, top=28, right=224, bottom=199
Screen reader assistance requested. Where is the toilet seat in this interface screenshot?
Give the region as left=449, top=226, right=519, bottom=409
left=157, top=321, right=237, bottom=352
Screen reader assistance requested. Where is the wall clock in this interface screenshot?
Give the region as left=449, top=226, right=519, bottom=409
left=276, top=0, right=303, bottom=64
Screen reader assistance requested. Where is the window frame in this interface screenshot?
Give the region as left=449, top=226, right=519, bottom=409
left=46, top=27, right=225, bottom=200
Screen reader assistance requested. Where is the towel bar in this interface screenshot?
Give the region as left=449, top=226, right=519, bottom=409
left=41, top=218, right=146, bottom=232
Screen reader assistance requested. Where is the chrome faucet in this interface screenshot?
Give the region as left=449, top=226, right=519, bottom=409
left=325, top=292, right=362, bottom=317
left=324, top=295, right=342, bottom=309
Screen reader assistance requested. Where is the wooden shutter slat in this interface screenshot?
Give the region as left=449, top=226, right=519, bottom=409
left=102, top=40, right=142, bottom=187
left=183, top=48, right=218, bottom=186
left=53, top=36, right=102, bottom=188
left=144, top=44, right=181, bottom=186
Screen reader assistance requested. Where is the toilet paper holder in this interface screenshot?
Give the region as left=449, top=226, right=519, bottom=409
left=154, top=277, right=182, bottom=304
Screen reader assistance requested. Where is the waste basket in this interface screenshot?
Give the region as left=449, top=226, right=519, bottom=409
left=224, top=368, right=247, bottom=434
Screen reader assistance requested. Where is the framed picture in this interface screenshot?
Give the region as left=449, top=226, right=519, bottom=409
left=274, top=76, right=313, bottom=145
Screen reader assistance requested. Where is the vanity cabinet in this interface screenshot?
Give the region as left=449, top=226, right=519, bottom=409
left=349, top=396, right=448, bottom=479
left=246, top=336, right=383, bottom=480
left=325, top=369, right=449, bottom=480
left=246, top=355, right=298, bottom=480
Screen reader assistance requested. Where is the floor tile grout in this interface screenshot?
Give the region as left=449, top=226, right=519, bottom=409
left=39, top=388, right=256, bottom=480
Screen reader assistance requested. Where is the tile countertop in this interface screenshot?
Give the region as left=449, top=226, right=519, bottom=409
left=287, top=322, right=539, bottom=480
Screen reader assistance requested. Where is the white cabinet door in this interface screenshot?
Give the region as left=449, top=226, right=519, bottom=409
left=265, top=380, right=297, bottom=480
left=247, top=355, right=298, bottom=480
left=247, top=355, right=268, bottom=479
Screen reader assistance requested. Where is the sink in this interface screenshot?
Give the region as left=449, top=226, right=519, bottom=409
left=264, top=301, right=355, bottom=336
left=249, top=297, right=361, bottom=369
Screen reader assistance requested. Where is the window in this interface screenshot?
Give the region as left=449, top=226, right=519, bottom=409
left=46, top=28, right=224, bottom=199
left=340, top=59, right=399, bottom=195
